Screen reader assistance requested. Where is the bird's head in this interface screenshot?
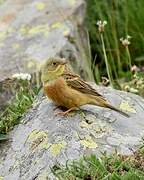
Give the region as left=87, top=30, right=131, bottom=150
left=41, top=57, right=67, bottom=83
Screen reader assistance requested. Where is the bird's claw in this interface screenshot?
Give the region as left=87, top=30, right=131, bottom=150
left=55, top=111, right=68, bottom=116
left=55, top=107, right=76, bottom=117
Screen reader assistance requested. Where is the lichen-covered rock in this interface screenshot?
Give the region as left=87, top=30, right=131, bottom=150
left=0, top=0, right=93, bottom=82
left=0, top=86, right=144, bottom=179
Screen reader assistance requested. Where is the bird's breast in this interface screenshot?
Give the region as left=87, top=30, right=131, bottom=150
left=43, top=77, right=67, bottom=106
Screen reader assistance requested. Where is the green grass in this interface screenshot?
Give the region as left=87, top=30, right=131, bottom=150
left=85, top=0, right=144, bottom=83
left=0, top=78, right=40, bottom=137
left=52, top=147, right=144, bottom=179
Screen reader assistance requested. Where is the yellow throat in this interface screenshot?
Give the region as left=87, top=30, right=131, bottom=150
left=41, top=64, right=65, bottom=83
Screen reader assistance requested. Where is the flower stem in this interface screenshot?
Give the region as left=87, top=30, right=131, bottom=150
left=126, top=46, right=132, bottom=71
left=100, top=33, right=113, bottom=87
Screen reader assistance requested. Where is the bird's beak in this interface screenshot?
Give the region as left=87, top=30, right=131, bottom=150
left=61, top=60, right=67, bottom=65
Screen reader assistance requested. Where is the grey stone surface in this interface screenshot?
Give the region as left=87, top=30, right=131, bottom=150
left=0, top=0, right=93, bottom=82
left=0, top=86, right=144, bottom=179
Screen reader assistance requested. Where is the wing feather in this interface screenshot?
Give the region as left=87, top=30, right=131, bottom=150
left=62, top=72, right=105, bottom=100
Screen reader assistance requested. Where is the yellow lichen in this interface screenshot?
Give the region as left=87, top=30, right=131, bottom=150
left=0, top=177, right=3, bottom=180
left=7, top=27, right=14, bottom=33
left=36, top=2, right=45, bottom=11
left=27, top=129, right=50, bottom=151
left=44, top=31, right=49, bottom=37
left=79, top=121, right=90, bottom=129
left=0, top=31, right=7, bottom=41
left=27, top=61, right=37, bottom=69
left=28, top=24, right=49, bottom=36
left=79, top=119, right=109, bottom=139
left=19, top=25, right=29, bottom=35
left=12, top=43, right=20, bottom=49
left=80, top=135, right=97, bottom=149
left=19, top=24, right=49, bottom=37
left=0, top=27, right=14, bottom=41
left=63, top=29, right=70, bottom=37
left=50, top=141, right=67, bottom=156
left=0, top=43, right=4, bottom=47
left=28, top=26, right=41, bottom=35
left=51, top=22, right=63, bottom=29
left=69, top=0, right=76, bottom=6
left=12, top=159, right=20, bottom=170
left=37, top=170, right=48, bottom=180
left=119, top=101, right=136, bottom=113
left=63, top=25, right=70, bottom=33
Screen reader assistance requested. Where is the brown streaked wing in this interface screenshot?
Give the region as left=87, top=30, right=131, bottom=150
left=62, top=72, right=106, bottom=100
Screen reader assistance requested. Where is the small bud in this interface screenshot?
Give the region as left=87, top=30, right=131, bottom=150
left=96, top=20, right=107, bottom=33
left=120, top=35, right=131, bottom=47
left=129, top=87, right=138, bottom=94
left=123, top=85, right=130, bottom=91
left=131, top=65, right=139, bottom=73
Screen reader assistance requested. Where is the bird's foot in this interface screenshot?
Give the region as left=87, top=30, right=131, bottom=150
left=55, top=107, right=76, bottom=116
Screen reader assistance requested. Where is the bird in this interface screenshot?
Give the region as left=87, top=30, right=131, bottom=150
left=41, top=57, right=129, bottom=117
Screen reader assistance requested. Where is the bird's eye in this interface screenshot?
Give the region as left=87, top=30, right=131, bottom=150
left=52, top=62, right=56, bottom=66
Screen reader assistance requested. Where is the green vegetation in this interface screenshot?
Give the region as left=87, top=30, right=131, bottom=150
left=85, top=0, right=144, bottom=85
left=0, top=76, right=40, bottom=139
left=52, top=147, right=144, bottom=179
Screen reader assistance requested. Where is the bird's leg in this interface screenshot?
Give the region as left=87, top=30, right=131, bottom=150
left=53, top=105, right=68, bottom=113
left=55, top=107, right=77, bottom=116
left=53, top=105, right=63, bottom=111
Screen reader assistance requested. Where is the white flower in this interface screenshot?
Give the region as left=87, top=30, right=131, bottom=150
left=96, top=20, right=107, bottom=33
left=131, top=65, right=139, bottom=72
left=129, top=87, right=138, bottom=94
left=123, top=85, right=130, bottom=91
left=120, top=35, right=131, bottom=47
left=96, top=20, right=107, bottom=26
left=12, top=73, right=31, bottom=81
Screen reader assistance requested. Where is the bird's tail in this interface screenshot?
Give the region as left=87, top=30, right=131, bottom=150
left=106, top=104, right=130, bottom=118
left=89, top=95, right=129, bottom=118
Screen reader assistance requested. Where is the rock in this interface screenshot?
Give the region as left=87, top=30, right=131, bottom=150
left=0, top=0, right=93, bottom=82
left=0, top=86, right=144, bottom=179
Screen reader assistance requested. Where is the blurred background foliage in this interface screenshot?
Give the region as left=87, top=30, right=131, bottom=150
left=85, top=0, right=144, bottom=84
